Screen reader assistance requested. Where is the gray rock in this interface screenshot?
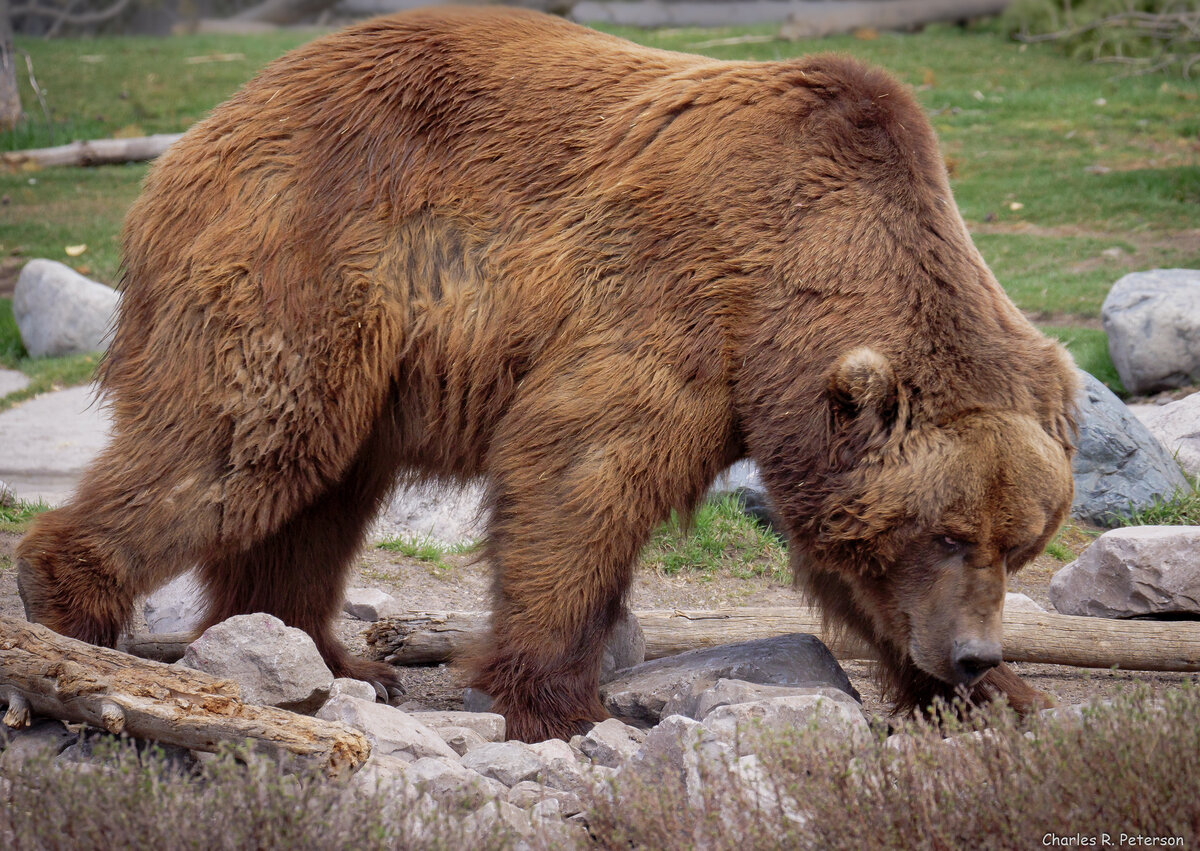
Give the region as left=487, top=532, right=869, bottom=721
left=433, top=726, right=490, bottom=756
left=329, top=677, right=379, bottom=703
left=701, top=692, right=872, bottom=755
left=1004, top=592, right=1046, bottom=614
left=463, top=799, right=535, bottom=839
left=343, top=587, right=399, bottom=622
left=527, top=738, right=590, bottom=795
left=370, top=479, right=487, bottom=547
left=460, top=740, right=546, bottom=788
left=143, top=570, right=204, bottom=634
left=622, top=715, right=734, bottom=808
left=1102, top=269, right=1200, bottom=395
left=602, top=634, right=859, bottom=726
left=13, top=259, right=119, bottom=358
left=1071, top=370, right=1188, bottom=526
left=348, top=753, right=413, bottom=796
left=317, top=695, right=459, bottom=762
left=0, top=369, right=29, bottom=398
left=407, top=756, right=507, bottom=808
left=1133, top=392, right=1200, bottom=477
left=0, top=720, right=76, bottom=766
left=1049, top=526, right=1200, bottom=618
left=181, top=613, right=332, bottom=712
left=462, top=687, right=494, bottom=713
left=666, top=677, right=861, bottom=721
left=600, top=607, right=646, bottom=682
left=508, top=780, right=584, bottom=817
left=409, top=710, right=506, bottom=742
left=577, top=718, right=646, bottom=768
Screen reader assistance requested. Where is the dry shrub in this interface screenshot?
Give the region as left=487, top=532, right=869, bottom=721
left=583, top=686, right=1200, bottom=850
left=0, top=739, right=520, bottom=851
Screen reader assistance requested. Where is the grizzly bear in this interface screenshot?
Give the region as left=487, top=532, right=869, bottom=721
left=17, top=6, right=1077, bottom=741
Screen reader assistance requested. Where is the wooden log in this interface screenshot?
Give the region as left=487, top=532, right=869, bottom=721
left=1, top=133, right=183, bottom=169
left=365, top=607, right=1200, bottom=673
left=0, top=617, right=369, bottom=776
left=780, top=0, right=1012, bottom=40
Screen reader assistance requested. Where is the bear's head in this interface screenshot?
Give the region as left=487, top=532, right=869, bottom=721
left=798, top=347, right=1075, bottom=690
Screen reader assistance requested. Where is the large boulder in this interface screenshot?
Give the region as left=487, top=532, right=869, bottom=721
left=143, top=570, right=205, bottom=634
left=601, top=634, right=858, bottom=727
left=1049, top=526, right=1200, bottom=618
left=1102, top=269, right=1200, bottom=395
left=1071, top=371, right=1188, bottom=526
left=13, top=260, right=119, bottom=357
left=1131, top=392, right=1200, bottom=478
left=180, top=613, right=333, bottom=712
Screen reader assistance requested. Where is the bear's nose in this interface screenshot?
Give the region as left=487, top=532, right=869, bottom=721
left=951, top=639, right=1002, bottom=685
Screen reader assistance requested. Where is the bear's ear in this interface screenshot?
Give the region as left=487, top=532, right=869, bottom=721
left=827, top=347, right=902, bottom=459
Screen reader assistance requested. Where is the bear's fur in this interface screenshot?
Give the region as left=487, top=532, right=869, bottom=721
left=17, top=7, right=1077, bottom=741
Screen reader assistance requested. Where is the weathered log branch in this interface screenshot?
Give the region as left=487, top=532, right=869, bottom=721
left=1, top=133, right=183, bottom=169
left=780, top=0, right=1012, bottom=40
left=365, top=607, right=1200, bottom=673
left=0, top=617, right=369, bottom=776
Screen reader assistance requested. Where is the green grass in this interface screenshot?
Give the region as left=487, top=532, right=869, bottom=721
left=0, top=496, right=50, bottom=533
left=1117, top=477, right=1200, bottom=526
left=1039, top=325, right=1124, bottom=393
left=0, top=351, right=101, bottom=412
left=641, top=494, right=790, bottom=582
left=376, top=534, right=479, bottom=571
left=1043, top=534, right=1075, bottom=562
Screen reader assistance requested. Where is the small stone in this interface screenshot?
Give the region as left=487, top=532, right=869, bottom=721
left=342, top=587, right=398, bottom=622
left=409, top=710, right=505, bottom=741
left=329, top=678, right=379, bottom=703
left=0, top=720, right=76, bottom=767
left=599, top=607, right=646, bottom=682
left=700, top=692, right=872, bottom=755
left=143, top=570, right=204, bottom=634
left=181, top=613, right=332, bottom=712
left=435, top=726, right=490, bottom=756
left=407, top=756, right=507, bottom=808
left=577, top=718, right=645, bottom=768
left=1004, top=592, right=1046, bottom=614
left=316, top=695, right=458, bottom=762
left=459, top=740, right=545, bottom=788
left=527, top=738, right=590, bottom=794
left=462, top=687, right=494, bottom=713
left=507, top=780, right=584, bottom=816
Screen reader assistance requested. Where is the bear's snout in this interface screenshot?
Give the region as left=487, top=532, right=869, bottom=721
left=951, top=638, right=1002, bottom=686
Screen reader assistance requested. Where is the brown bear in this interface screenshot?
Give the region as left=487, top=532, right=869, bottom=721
left=16, top=6, right=1077, bottom=741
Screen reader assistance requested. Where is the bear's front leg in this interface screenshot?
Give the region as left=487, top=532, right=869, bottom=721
left=470, top=345, right=735, bottom=741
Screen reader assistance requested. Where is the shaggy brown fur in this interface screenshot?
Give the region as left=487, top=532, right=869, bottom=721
left=16, top=7, right=1077, bottom=741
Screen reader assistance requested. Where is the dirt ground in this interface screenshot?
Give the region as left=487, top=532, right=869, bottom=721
left=1, top=526, right=1195, bottom=722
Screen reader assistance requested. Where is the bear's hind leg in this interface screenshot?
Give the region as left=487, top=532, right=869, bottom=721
left=17, top=434, right=225, bottom=646
left=196, top=406, right=404, bottom=693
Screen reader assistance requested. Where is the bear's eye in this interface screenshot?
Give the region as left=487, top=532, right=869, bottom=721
left=938, top=535, right=967, bottom=554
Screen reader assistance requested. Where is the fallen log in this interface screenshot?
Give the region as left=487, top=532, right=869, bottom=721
left=364, top=607, right=1200, bottom=673
left=780, top=0, right=1012, bottom=40
left=0, top=617, right=369, bottom=777
left=2, top=133, right=183, bottom=169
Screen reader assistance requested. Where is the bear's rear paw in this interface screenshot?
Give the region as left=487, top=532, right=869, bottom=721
left=331, top=656, right=406, bottom=703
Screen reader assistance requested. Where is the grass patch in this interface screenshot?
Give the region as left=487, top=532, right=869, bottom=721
left=641, top=494, right=789, bottom=583
left=1043, top=533, right=1076, bottom=562
left=585, top=686, right=1200, bottom=849
left=1039, top=325, right=1125, bottom=394
left=1117, top=477, right=1200, bottom=526
left=376, top=534, right=478, bottom=571
left=0, top=350, right=101, bottom=411
left=0, top=497, right=51, bottom=533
